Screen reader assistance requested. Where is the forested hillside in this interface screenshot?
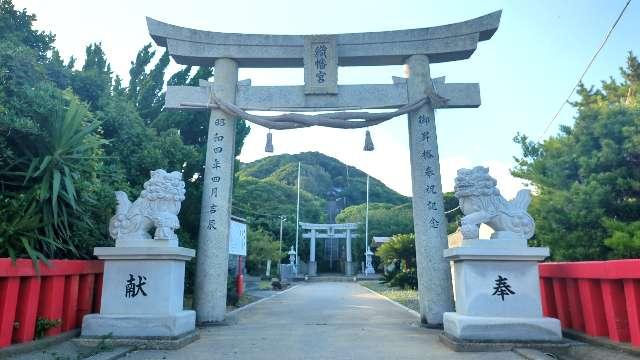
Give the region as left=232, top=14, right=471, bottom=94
left=238, top=152, right=409, bottom=205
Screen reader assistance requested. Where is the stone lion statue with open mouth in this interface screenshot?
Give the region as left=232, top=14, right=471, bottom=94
left=454, top=166, right=534, bottom=241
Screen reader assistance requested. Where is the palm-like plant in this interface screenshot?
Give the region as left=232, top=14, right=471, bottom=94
left=1, top=91, right=103, bottom=260
left=0, top=195, right=48, bottom=262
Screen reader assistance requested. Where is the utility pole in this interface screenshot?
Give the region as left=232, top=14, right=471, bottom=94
left=365, top=175, right=370, bottom=251
left=295, top=162, right=301, bottom=273
left=364, top=174, right=375, bottom=275
left=279, top=216, right=286, bottom=276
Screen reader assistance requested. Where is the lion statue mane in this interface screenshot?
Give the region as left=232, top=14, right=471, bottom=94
left=454, top=166, right=534, bottom=241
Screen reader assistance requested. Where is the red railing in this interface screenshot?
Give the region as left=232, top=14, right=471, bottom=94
left=0, top=259, right=103, bottom=348
left=539, top=260, right=640, bottom=347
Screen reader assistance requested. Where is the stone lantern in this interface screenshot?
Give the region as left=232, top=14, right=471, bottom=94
left=364, top=247, right=375, bottom=275
left=288, top=246, right=297, bottom=268
left=287, top=246, right=298, bottom=275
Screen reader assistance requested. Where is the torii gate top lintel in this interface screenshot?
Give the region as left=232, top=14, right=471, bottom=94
left=147, top=10, right=501, bottom=67
left=150, top=12, right=500, bottom=114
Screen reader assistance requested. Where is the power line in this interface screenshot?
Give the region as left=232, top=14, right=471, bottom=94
left=538, top=0, right=632, bottom=141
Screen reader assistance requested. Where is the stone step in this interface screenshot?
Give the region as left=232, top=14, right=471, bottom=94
left=306, top=274, right=382, bottom=282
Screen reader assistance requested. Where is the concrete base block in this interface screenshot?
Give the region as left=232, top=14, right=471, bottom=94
left=74, top=330, right=198, bottom=351
left=81, top=310, right=196, bottom=338
left=443, top=312, right=562, bottom=342
left=438, top=332, right=571, bottom=353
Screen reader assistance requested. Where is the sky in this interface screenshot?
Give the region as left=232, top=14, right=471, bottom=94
left=13, top=0, right=639, bottom=199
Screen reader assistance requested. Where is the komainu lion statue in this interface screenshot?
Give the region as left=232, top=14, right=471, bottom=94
left=108, top=169, right=186, bottom=243
left=454, top=166, right=534, bottom=241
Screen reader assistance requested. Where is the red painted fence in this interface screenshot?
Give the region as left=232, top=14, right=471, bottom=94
left=2, top=258, right=639, bottom=348
left=0, top=259, right=103, bottom=348
left=539, top=259, right=640, bottom=347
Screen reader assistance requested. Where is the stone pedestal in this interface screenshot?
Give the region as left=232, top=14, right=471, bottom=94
left=81, top=247, right=196, bottom=343
left=442, top=244, right=561, bottom=342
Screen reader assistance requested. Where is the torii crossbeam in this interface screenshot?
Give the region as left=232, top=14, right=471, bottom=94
left=147, top=10, right=501, bottom=326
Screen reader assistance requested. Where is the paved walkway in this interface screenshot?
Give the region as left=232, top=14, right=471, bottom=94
left=127, top=282, right=522, bottom=360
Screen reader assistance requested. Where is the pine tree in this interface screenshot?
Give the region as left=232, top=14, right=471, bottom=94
left=70, top=43, right=112, bottom=109
left=513, top=52, right=640, bottom=260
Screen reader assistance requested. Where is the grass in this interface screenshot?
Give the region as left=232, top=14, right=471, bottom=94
left=360, top=281, right=419, bottom=313
left=235, top=293, right=258, bottom=307
left=184, top=293, right=259, bottom=311
left=258, top=280, right=271, bottom=290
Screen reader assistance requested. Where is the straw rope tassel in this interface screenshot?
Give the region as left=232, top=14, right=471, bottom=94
left=265, top=131, right=274, bottom=153
left=363, top=129, right=374, bottom=151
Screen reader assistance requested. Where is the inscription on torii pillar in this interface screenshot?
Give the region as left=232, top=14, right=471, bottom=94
left=147, top=10, right=501, bottom=326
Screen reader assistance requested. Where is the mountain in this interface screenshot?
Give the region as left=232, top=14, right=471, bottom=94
left=228, top=152, right=409, bottom=261
left=231, top=152, right=461, bottom=269
left=238, top=152, right=409, bottom=209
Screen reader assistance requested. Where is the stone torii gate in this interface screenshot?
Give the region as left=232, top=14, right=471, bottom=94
left=300, top=222, right=359, bottom=276
left=147, top=11, right=501, bottom=326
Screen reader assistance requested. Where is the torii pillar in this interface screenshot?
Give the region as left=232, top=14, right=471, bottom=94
left=309, top=229, right=317, bottom=276
left=194, top=58, right=238, bottom=324
left=345, top=228, right=353, bottom=276
left=407, top=55, right=454, bottom=325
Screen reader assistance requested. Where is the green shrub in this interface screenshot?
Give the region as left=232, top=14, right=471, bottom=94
left=35, top=317, right=61, bottom=338
left=389, top=269, right=418, bottom=290
left=376, top=234, right=415, bottom=271
left=246, top=228, right=281, bottom=276
left=381, top=265, right=400, bottom=283
left=271, top=279, right=282, bottom=290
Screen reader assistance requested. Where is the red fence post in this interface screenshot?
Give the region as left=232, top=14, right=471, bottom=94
left=566, top=278, right=585, bottom=332
left=12, top=277, right=41, bottom=343
left=540, top=278, right=556, bottom=318
left=552, top=278, right=572, bottom=329
left=601, top=279, right=630, bottom=343
left=93, top=273, right=103, bottom=313
left=76, top=274, right=96, bottom=327
left=577, top=279, right=608, bottom=337
left=62, top=275, right=79, bottom=331
left=623, top=279, right=640, bottom=347
left=37, top=276, right=66, bottom=337
left=0, top=278, right=20, bottom=347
